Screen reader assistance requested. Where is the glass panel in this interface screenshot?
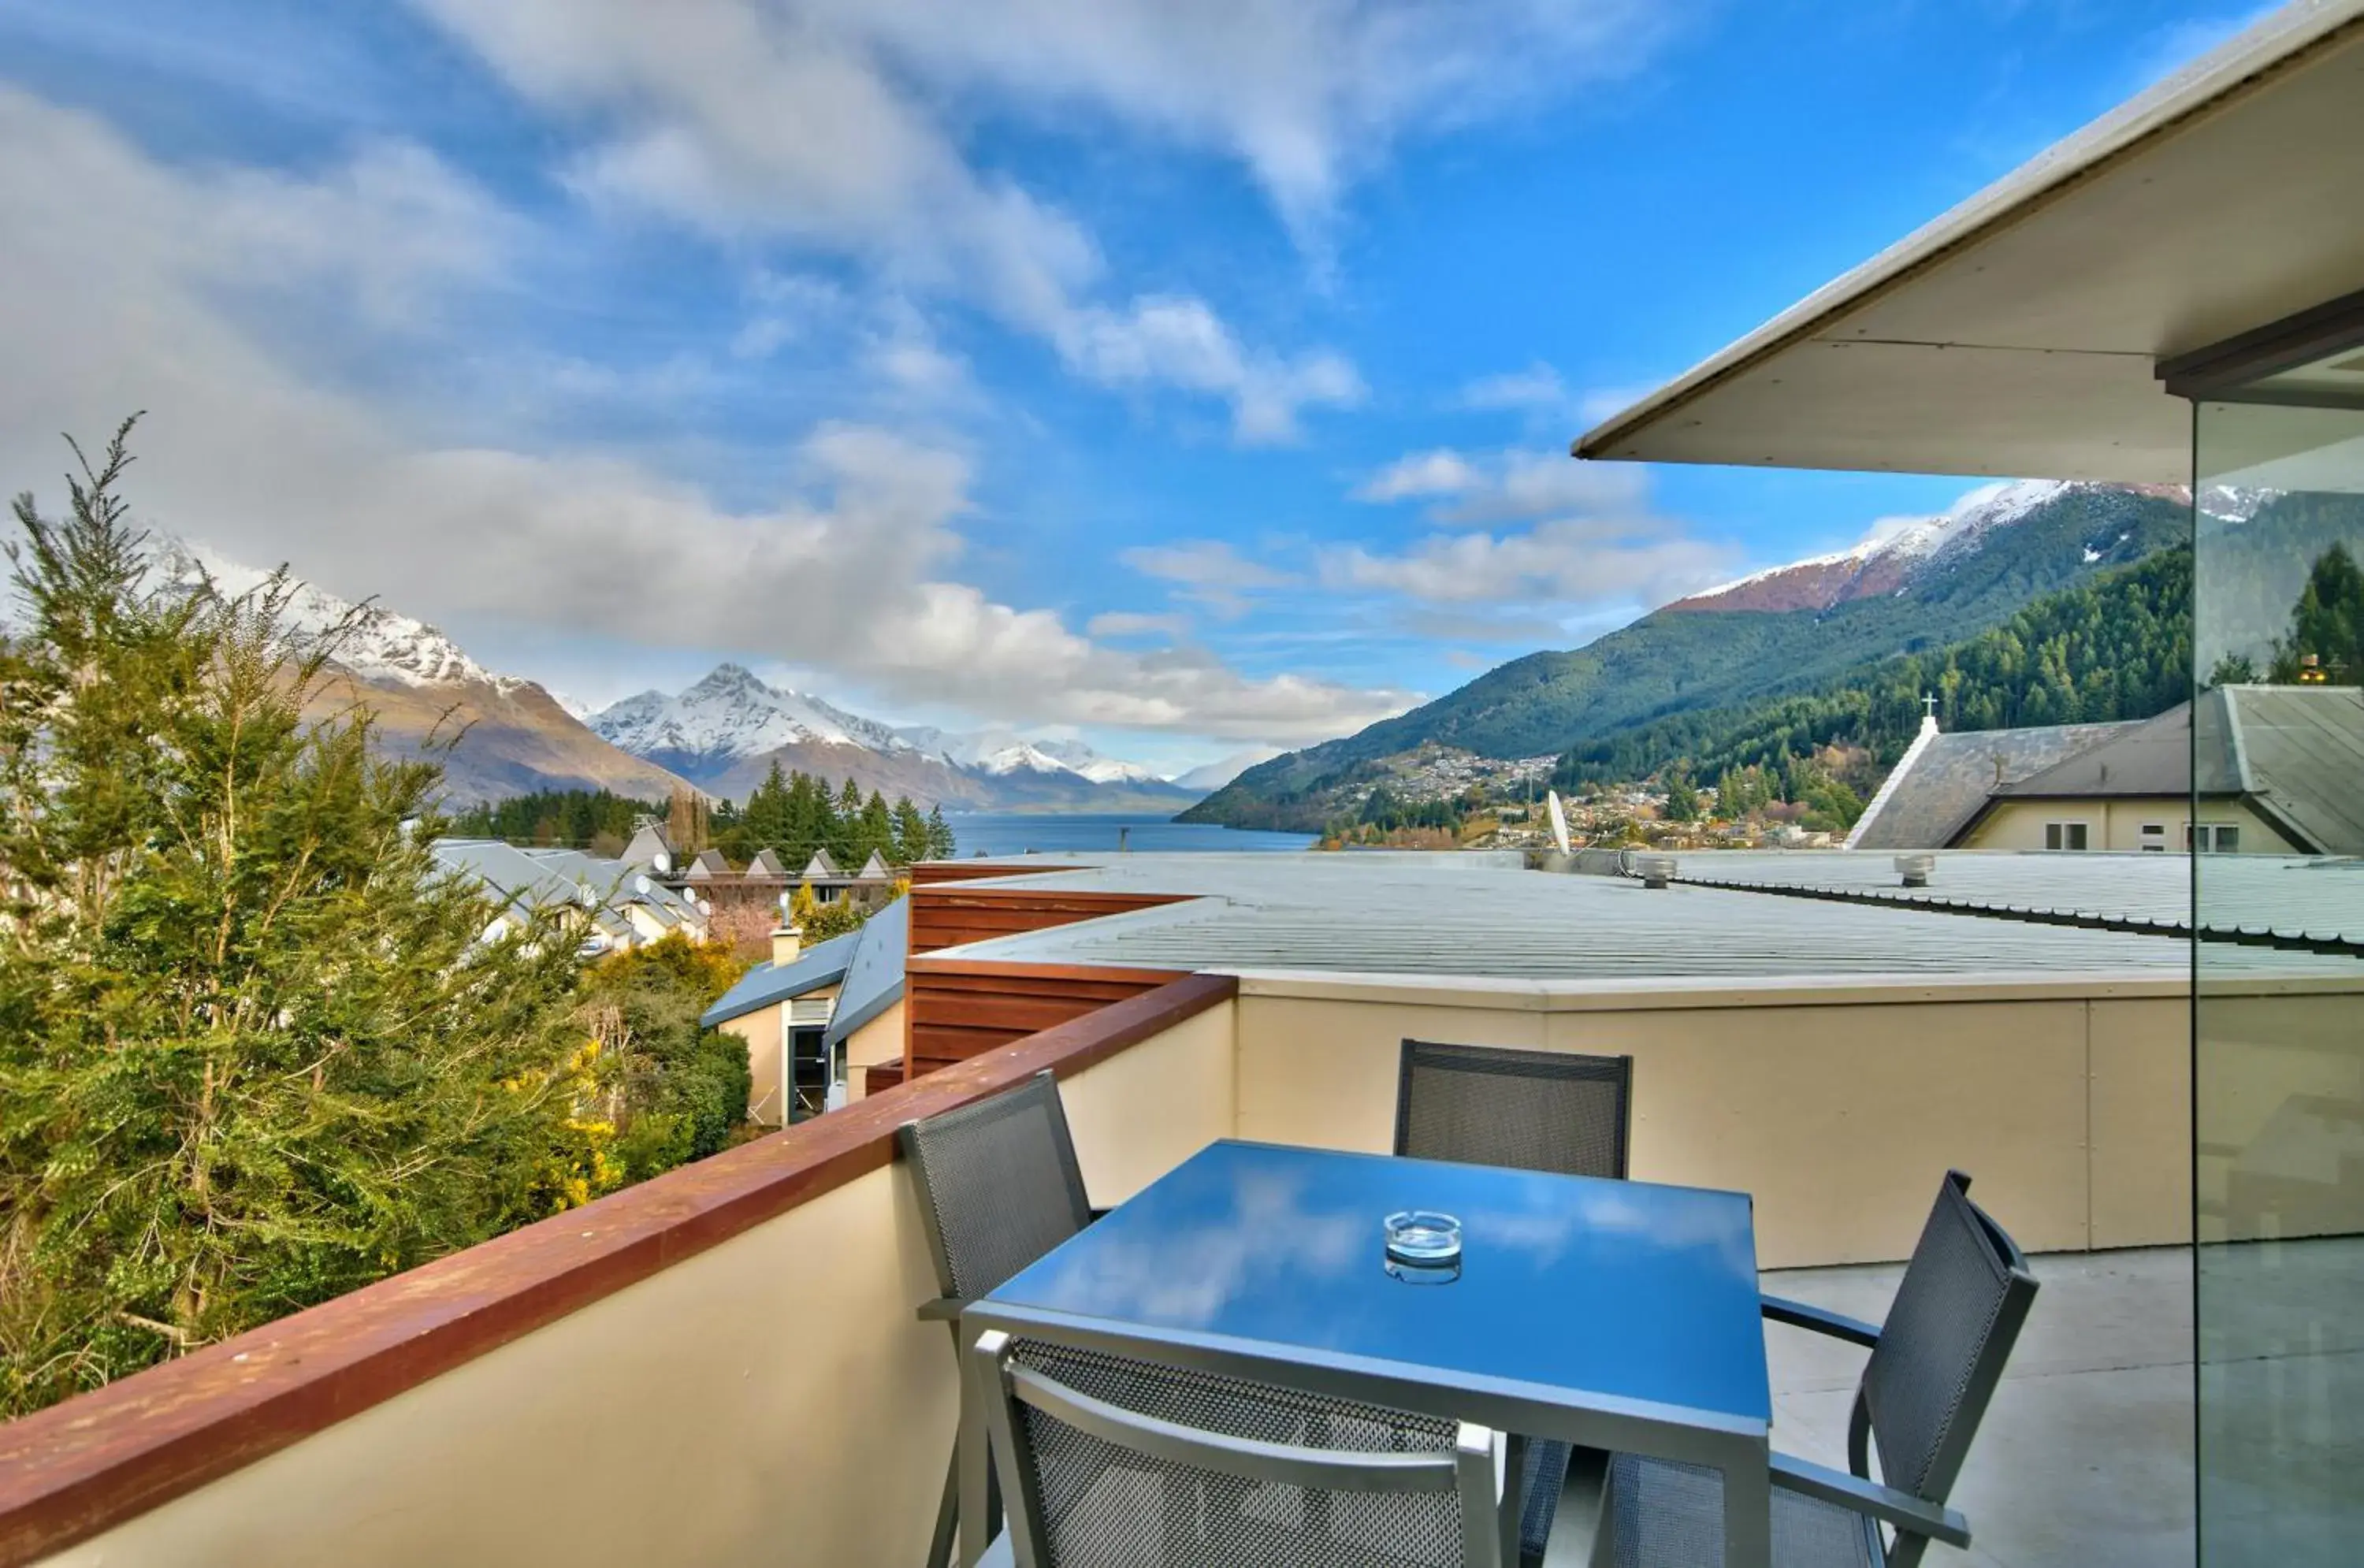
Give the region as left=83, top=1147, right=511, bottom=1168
left=2193, top=397, right=2364, bottom=1566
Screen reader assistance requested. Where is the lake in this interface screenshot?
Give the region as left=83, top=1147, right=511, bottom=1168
left=944, top=812, right=1316, bottom=856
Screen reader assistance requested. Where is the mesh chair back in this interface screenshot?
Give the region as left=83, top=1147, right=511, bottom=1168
left=1859, top=1171, right=2039, bottom=1503
left=1396, top=1040, right=1632, bottom=1179
left=998, top=1339, right=1489, bottom=1567
left=898, top=1072, right=1093, bottom=1302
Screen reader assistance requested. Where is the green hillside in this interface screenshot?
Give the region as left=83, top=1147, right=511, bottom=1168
left=1185, top=485, right=2188, bottom=830
left=1553, top=545, right=2191, bottom=790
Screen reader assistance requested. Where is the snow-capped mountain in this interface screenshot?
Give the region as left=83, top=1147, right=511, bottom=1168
left=1171, top=746, right=1285, bottom=793
left=150, top=538, right=522, bottom=693
left=1668, top=480, right=2180, bottom=615
left=589, top=664, right=912, bottom=778
left=142, top=539, right=690, bottom=805
left=594, top=668, right=1199, bottom=809
left=894, top=726, right=1166, bottom=785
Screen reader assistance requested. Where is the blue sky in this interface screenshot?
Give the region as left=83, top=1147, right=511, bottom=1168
left=0, top=1, right=2258, bottom=772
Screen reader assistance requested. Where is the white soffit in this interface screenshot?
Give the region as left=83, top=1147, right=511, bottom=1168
left=1576, top=2, right=2364, bottom=484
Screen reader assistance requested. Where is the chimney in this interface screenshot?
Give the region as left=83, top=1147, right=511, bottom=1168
left=771, top=927, right=802, bottom=966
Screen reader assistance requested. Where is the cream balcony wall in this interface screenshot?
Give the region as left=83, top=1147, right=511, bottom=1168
left=1230, top=974, right=2213, bottom=1269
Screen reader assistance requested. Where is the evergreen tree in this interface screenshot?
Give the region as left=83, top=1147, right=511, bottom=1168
left=0, top=424, right=594, bottom=1417
left=2268, top=542, right=2364, bottom=683
left=925, top=804, right=957, bottom=860
left=890, top=798, right=931, bottom=865
left=858, top=789, right=894, bottom=864
left=1661, top=769, right=1700, bottom=823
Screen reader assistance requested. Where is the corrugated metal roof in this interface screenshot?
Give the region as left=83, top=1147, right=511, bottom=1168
left=823, top=897, right=909, bottom=1049
left=1849, top=720, right=2147, bottom=849
left=701, top=929, right=863, bottom=1027
left=1995, top=702, right=2200, bottom=799
left=919, top=852, right=2357, bottom=983
left=1655, top=848, right=2364, bottom=950
left=2229, top=685, right=2364, bottom=855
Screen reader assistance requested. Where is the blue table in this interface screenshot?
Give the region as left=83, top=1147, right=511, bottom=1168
left=967, top=1139, right=1773, bottom=1565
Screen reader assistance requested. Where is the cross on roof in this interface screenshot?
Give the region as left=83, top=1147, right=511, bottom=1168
left=1923, top=692, right=1938, bottom=719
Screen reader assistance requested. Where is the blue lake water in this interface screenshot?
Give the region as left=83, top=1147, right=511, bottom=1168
left=944, top=812, right=1315, bottom=856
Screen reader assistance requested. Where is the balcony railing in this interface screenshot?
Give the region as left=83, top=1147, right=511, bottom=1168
left=4, top=961, right=2351, bottom=1565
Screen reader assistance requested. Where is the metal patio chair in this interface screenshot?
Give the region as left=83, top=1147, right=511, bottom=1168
left=1598, top=1170, right=2039, bottom=1568
left=972, top=1328, right=1522, bottom=1568
left=1396, top=1040, right=1633, bottom=1180
left=1396, top=1039, right=1634, bottom=1563
left=901, top=1071, right=1097, bottom=1568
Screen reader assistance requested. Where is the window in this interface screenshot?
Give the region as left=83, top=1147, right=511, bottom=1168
left=2141, top=823, right=2167, bottom=853
left=2044, top=821, right=2091, bottom=851
left=2187, top=823, right=2242, bottom=853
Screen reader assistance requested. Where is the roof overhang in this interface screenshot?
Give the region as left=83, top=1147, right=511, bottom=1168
left=1576, top=1, right=2364, bottom=483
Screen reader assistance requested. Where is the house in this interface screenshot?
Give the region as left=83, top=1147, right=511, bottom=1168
left=700, top=925, right=862, bottom=1125
left=823, top=896, right=910, bottom=1102
left=620, top=822, right=677, bottom=875
left=429, top=838, right=709, bottom=953
left=15, top=10, right=2364, bottom=1566
left=796, top=845, right=900, bottom=913
left=1852, top=687, right=2364, bottom=853
left=700, top=900, right=911, bottom=1124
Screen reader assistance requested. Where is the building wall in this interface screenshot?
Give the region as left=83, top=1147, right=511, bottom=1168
left=1961, top=796, right=2299, bottom=853
left=842, top=1000, right=906, bottom=1103
left=36, top=1164, right=956, bottom=1568
left=716, top=982, right=840, bottom=1128
left=1231, top=975, right=2209, bottom=1269
left=28, top=994, right=1234, bottom=1568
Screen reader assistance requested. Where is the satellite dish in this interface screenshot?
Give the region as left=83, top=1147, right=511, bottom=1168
left=697, top=898, right=712, bottom=916
left=1546, top=791, right=1572, bottom=855
left=634, top=875, right=652, bottom=897
left=652, top=852, right=671, bottom=874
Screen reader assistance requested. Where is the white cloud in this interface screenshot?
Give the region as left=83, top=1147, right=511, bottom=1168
left=1321, top=518, right=1734, bottom=610
left=1086, top=610, right=1193, bottom=640
left=1333, top=440, right=1735, bottom=615
left=789, top=0, right=1674, bottom=243
left=1355, top=448, right=1481, bottom=503
left=1354, top=445, right=1648, bottom=523
left=1459, top=363, right=1571, bottom=414
left=1056, top=297, right=1362, bottom=444
left=0, top=87, right=1403, bottom=748
left=1121, top=538, right=1298, bottom=619
left=406, top=0, right=1378, bottom=443
left=1458, top=362, right=1658, bottom=434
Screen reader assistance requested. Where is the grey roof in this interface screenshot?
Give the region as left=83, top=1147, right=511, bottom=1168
left=431, top=838, right=704, bottom=942
left=622, top=823, right=675, bottom=871
left=687, top=848, right=731, bottom=879
left=701, top=928, right=864, bottom=1027
left=1663, top=848, right=2364, bottom=949
left=1979, top=687, right=2364, bottom=854
left=916, top=852, right=2355, bottom=983
left=749, top=847, right=789, bottom=877
left=823, top=897, right=909, bottom=1049
left=803, top=849, right=840, bottom=879
left=1850, top=719, right=2149, bottom=850
left=855, top=850, right=892, bottom=881
left=1994, top=701, right=2201, bottom=799
left=2226, top=685, right=2364, bottom=855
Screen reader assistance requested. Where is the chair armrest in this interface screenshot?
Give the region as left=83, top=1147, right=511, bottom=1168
left=1760, top=1292, right=1880, bottom=1347
left=916, top=1295, right=971, bottom=1323
left=1769, top=1452, right=1970, bottom=1550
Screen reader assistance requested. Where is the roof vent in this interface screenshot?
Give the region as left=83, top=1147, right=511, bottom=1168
left=1894, top=853, right=1936, bottom=889
left=1634, top=853, right=1678, bottom=890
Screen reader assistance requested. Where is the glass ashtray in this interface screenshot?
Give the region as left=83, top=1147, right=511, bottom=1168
left=1383, top=1209, right=1463, bottom=1266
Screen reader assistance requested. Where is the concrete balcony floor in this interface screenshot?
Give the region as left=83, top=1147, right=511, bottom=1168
left=1763, top=1246, right=2194, bottom=1568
